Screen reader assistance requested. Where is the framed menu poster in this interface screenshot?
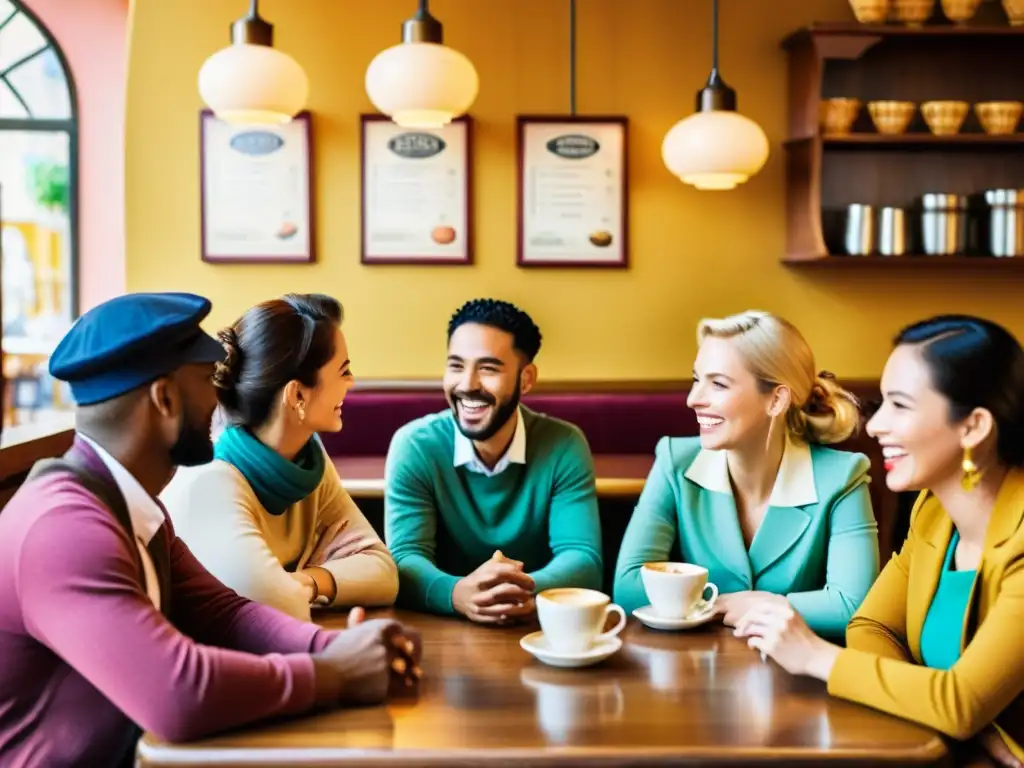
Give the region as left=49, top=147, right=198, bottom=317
left=200, top=110, right=314, bottom=264
left=517, top=116, right=628, bottom=268
left=361, top=114, right=472, bottom=265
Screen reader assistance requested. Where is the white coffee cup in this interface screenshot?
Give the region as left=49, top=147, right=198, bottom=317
left=536, top=588, right=627, bottom=654
left=641, top=562, right=719, bottom=620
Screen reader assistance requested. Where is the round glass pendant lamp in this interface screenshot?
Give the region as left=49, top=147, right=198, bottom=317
left=365, top=0, right=478, bottom=128
left=661, top=0, right=769, bottom=191
left=199, top=0, right=309, bottom=125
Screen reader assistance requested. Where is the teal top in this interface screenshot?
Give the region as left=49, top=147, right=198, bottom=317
left=920, top=530, right=975, bottom=671
left=613, top=436, right=879, bottom=638
left=214, top=425, right=325, bottom=516
left=384, top=407, right=603, bottom=615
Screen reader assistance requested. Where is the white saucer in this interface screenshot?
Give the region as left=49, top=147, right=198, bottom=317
left=633, top=605, right=717, bottom=631
left=519, top=631, right=622, bottom=668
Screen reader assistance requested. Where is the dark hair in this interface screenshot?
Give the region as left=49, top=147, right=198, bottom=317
left=895, top=314, right=1024, bottom=468
left=213, top=294, right=343, bottom=428
left=447, top=298, right=543, bottom=362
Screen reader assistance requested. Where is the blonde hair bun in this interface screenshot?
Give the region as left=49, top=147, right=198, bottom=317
left=800, top=371, right=861, bottom=445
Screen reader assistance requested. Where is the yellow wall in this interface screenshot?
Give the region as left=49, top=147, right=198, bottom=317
left=125, top=0, right=1022, bottom=381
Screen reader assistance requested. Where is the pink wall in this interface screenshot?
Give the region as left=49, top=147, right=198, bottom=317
left=22, top=0, right=127, bottom=312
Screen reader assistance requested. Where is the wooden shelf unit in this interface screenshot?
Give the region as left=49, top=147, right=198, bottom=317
left=783, top=254, right=1024, bottom=269
left=784, top=134, right=1024, bottom=149
left=781, top=14, right=1024, bottom=269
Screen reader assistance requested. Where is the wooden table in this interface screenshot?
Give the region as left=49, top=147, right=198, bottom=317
left=137, top=611, right=948, bottom=767
left=335, top=455, right=654, bottom=499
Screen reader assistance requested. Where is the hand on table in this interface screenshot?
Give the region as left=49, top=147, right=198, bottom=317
left=716, top=591, right=790, bottom=627
left=733, top=600, right=841, bottom=681
left=452, top=550, right=536, bottom=625
left=313, top=611, right=422, bottom=706
left=977, top=726, right=1024, bottom=768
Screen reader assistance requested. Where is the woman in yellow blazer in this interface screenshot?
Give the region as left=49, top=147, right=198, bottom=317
left=734, top=315, right=1024, bottom=765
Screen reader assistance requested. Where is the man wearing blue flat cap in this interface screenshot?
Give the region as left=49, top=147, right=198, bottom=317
left=49, top=291, right=230, bottom=468
left=0, top=293, right=421, bottom=768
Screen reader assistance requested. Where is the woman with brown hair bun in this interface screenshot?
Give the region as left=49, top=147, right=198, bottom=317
left=162, top=294, right=398, bottom=621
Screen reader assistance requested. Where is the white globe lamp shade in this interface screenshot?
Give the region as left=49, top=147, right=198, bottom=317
left=199, top=43, right=309, bottom=125
left=662, top=110, right=769, bottom=191
left=366, top=42, right=478, bottom=128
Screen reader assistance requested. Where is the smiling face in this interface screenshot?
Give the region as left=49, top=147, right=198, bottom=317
left=687, top=336, right=787, bottom=451
left=443, top=322, right=535, bottom=441
left=866, top=343, right=971, bottom=493
left=294, top=326, right=354, bottom=434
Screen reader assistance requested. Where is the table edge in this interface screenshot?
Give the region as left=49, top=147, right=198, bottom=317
left=137, top=735, right=950, bottom=765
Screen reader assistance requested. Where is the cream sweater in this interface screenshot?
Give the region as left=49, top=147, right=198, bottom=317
left=161, top=457, right=398, bottom=622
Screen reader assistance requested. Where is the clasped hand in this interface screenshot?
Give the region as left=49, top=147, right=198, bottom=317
left=315, top=607, right=423, bottom=705
left=452, top=550, right=536, bottom=624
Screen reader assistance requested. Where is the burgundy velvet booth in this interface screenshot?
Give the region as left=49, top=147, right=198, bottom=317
left=320, top=388, right=692, bottom=457
left=319, top=381, right=899, bottom=565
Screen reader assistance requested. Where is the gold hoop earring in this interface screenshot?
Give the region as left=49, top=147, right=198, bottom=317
left=296, top=402, right=306, bottom=424
left=961, top=446, right=982, bottom=492
left=765, top=413, right=777, bottom=453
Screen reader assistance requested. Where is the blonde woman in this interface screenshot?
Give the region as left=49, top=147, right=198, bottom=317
left=613, top=310, right=878, bottom=638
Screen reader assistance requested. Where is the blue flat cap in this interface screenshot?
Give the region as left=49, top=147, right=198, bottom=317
left=49, top=292, right=227, bottom=406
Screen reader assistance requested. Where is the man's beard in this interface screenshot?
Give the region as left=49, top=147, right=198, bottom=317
left=450, top=378, right=521, bottom=442
left=169, top=413, right=214, bottom=467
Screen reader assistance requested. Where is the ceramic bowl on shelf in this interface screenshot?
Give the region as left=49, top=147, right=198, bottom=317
left=849, top=0, right=890, bottom=22
left=868, top=101, right=917, bottom=135
left=820, top=98, right=862, bottom=136
left=891, top=0, right=936, bottom=24
left=975, top=101, right=1023, bottom=135
left=1004, top=0, right=1024, bottom=25
left=940, top=0, right=981, bottom=22
left=922, top=101, right=969, bottom=136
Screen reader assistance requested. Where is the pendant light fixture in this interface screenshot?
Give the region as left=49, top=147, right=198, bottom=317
left=198, top=0, right=309, bottom=125
left=365, top=0, right=479, bottom=129
left=661, top=0, right=769, bottom=191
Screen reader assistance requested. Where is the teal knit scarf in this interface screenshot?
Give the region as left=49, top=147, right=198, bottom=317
left=214, top=425, right=325, bottom=516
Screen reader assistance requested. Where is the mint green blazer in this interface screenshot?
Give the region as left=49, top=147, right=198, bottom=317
left=613, top=436, right=879, bottom=638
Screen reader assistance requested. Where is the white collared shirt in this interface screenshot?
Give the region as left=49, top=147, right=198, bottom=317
left=453, top=406, right=527, bottom=477
left=78, top=433, right=165, bottom=609
left=683, top=434, right=819, bottom=508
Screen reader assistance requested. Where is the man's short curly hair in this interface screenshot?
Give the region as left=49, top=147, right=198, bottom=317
left=447, top=299, right=543, bottom=362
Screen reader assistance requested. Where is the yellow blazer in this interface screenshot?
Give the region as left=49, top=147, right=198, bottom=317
left=828, top=468, right=1024, bottom=757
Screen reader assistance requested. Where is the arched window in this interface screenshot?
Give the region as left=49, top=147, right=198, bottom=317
left=0, top=0, right=77, bottom=433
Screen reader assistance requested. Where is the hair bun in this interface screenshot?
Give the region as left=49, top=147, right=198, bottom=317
left=212, top=327, right=242, bottom=399
left=800, top=373, right=862, bottom=445
left=805, top=374, right=836, bottom=415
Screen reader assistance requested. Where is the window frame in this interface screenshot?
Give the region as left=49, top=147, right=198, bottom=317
left=0, top=0, right=80, bottom=318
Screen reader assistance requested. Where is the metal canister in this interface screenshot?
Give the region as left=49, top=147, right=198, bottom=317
left=919, top=193, right=969, bottom=256
left=982, top=188, right=1023, bottom=258
left=878, top=206, right=908, bottom=256
left=844, top=203, right=875, bottom=256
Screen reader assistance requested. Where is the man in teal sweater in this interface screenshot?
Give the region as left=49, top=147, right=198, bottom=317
left=384, top=299, right=603, bottom=623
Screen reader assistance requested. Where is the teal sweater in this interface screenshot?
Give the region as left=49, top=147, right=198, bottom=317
left=384, top=407, right=603, bottom=615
